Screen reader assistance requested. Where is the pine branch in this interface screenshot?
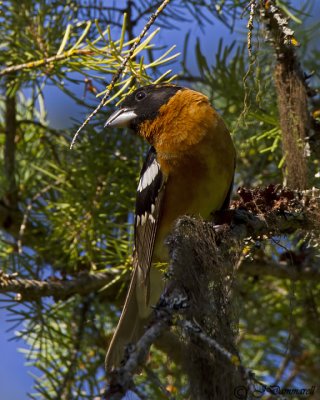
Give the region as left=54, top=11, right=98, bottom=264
left=1, top=186, right=319, bottom=303
left=0, top=271, right=114, bottom=301
left=0, top=49, right=93, bottom=76
left=1, top=253, right=318, bottom=303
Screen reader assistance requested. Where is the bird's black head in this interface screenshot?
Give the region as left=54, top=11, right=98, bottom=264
left=105, top=84, right=184, bottom=131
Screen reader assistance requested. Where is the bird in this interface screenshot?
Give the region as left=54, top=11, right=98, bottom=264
left=104, top=83, right=236, bottom=371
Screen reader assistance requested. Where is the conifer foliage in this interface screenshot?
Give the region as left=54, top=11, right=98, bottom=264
left=0, top=1, right=319, bottom=399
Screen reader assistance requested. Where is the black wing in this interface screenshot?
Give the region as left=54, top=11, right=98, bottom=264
left=134, top=146, right=166, bottom=282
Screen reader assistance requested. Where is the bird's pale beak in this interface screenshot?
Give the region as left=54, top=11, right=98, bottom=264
left=104, top=108, right=137, bottom=128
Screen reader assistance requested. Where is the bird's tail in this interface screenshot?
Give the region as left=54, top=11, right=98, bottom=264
left=105, top=265, right=164, bottom=372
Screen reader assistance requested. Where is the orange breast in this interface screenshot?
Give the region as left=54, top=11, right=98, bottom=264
left=152, top=124, right=235, bottom=262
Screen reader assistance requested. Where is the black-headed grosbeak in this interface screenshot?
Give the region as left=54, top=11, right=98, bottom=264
left=104, top=84, right=236, bottom=371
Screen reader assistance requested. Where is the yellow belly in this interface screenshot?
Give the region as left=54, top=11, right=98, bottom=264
left=152, top=131, right=235, bottom=262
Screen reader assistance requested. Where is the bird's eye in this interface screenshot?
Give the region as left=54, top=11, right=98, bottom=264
left=135, top=91, right=146, bottom=101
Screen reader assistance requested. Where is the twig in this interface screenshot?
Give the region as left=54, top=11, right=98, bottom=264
left=238, top=0, right=258, bottom=126
left=246, top=0, right=257, bottom=59
left=0, top=49, right=92, bottom=76
left=132, top=1, right=166, bottom=26
left=105, top=319, right=170, bottom=400
left=70, top=0, right=171, bottom=149
left=178, top=319, right=241, bottom=366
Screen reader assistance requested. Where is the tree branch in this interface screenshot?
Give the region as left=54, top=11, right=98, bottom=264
left=103, top=185, right=320, bottom=399
left=104, top=214, right=249, bottom=399
left=261, top=1, right=312, bottom=189
left=239, top=259, right=320, bottom=281
left=1, top=254, right=318, bottom=303
left=1, top=186, right=319, bottom=303
left=0, top=49, right=93, bottom=76
left=0, top=270, right=115, bottom=301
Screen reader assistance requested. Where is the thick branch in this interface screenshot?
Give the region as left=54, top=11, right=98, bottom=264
left=233, top=186, right=320, bottom=236
left=165, top=218, right=245, bottom=400
left=1, top=253, right=318, bottom=303
left=104, top=185, right=320, bottom=399
left=239, top=259, right=320, bottom=281
left=0, top=271, right=115, bottom=301
left=261, top=1, right=311, bottom=189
